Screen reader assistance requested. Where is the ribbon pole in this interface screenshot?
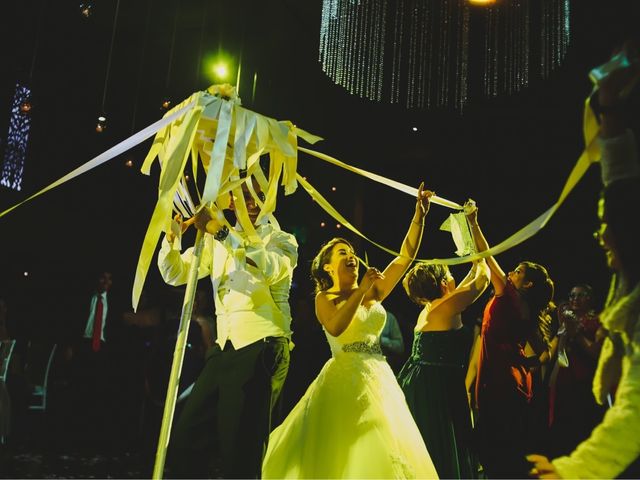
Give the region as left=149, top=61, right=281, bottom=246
left=152, top=228, right=205, bottom=479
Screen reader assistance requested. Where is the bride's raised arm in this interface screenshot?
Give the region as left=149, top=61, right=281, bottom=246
left=373, top=182, right=433, bottom=302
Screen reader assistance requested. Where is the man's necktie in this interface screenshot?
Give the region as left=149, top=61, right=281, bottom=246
left=92, top=295, right=103, bottom=352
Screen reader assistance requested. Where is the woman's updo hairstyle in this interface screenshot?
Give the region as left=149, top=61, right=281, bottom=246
left=310, top=238, right=354, bottom=294
left=403, top=262, right=450, bottom=305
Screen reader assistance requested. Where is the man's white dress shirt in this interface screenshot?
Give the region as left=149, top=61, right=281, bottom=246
left=158, top=220, right=298, bottom=350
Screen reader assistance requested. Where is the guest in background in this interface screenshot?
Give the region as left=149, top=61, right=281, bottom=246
left=380, top=310, right=405, bottom=373
left=67, top=270, right=122, bottom=450
left=548, top=284, right=605, bottom=457
left=528, top=41, right=640, bottom=479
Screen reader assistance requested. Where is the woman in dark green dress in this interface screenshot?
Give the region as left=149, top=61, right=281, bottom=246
left=398, top=254, right=489, bottom=479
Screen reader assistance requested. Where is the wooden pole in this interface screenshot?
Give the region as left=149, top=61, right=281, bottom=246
left=153, top=228, right=205, bottom=479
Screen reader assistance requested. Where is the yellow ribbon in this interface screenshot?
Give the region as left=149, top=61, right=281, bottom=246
left=295, top=97, right=602, bottom=266
left=0, top=100, right=195, bottom=219
left=0, top=85, right=607, bottom=302
left=298, top=145, right=463, bottom=210
left=296, top=174, right=402, bottom=257
left=133, top=98, right=205, bottom=309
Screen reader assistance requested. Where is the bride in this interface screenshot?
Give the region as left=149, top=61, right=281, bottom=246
left=262, top=184, right=439, bottom=479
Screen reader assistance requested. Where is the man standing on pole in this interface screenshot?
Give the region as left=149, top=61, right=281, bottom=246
left=158, top=175, right=298, bottom=478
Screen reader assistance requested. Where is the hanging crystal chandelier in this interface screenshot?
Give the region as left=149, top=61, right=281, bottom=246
left=319, top=0, right=389, bottom=102
left=319, top=0, right=571, bottom=111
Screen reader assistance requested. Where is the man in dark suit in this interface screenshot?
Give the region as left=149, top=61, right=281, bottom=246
left=67, top=270, right=123, bottom=450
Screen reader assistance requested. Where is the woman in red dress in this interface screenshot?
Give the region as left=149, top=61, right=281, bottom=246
left=466, top=205, right=555, bottom=478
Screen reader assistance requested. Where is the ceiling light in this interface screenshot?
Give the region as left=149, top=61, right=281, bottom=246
left=79, top=3, right=93, bottom=18
left=96, top=115, right=107, bottom=133
left=19, top=100, right=33, bottom=114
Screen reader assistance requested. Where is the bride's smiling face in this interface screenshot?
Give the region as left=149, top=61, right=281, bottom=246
left=323, top=242, right=358, bottom=283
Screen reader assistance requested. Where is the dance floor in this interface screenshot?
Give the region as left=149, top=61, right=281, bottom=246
left=0, top=450, right=144, bottom=479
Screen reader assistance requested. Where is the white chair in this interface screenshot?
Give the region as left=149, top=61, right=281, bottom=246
left=27, top=343, right=57, bottom=411
left=177, top=381, right=195, bottom=403
left=0, top=339, right=16, bottom=444
left=0, top=339, right=16, bottom=383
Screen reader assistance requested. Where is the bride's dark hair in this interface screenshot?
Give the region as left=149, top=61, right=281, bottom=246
left=311, top=238, right=354, bottom=294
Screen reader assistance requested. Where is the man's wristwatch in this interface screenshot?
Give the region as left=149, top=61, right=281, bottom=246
left=214, top=225, right=229, bottom=241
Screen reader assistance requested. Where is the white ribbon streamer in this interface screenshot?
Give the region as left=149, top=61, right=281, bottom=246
left=0, top=101, right=195, bottom=219
left=298, top=145, right=463, bottom=210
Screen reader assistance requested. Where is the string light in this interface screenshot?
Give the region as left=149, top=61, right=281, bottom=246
left=320, top=0, right=387, bottom=102
left=194, top=0, right=207, bottom=91
left=164, top=0, right=180, bottom=95
left=1, top=83, right=31, bottom=191
left=1, top=1, right=45, bottom=192
left=319, top=0, right=570, bottom=111
left=98, top=0, right=121, bottom=131
left=129, top=0, right=153, bottom=137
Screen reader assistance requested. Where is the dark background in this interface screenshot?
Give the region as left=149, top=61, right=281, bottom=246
left=1, top=0, right=639, bottom=345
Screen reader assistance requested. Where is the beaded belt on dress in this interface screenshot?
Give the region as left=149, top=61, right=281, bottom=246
left=341, top=341, right=383, bottom=355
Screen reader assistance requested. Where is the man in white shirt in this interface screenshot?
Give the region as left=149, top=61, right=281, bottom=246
left=82, top=271, right=112, bottom=351
left=158, top=177, right=298, bottom=478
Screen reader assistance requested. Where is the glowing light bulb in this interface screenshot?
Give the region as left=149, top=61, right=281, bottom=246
left=20, top=100, right=32, bottom=113
left=79, top=3, right=93, bottom=17
left=213, top=63, right=228, bottom=79
left=96, top=115, right=107, bottom=133
left=467, top=0, right=496, bottom=5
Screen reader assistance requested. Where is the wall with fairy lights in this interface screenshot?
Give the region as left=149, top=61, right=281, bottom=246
left=0, top=82, right=31, bottom=192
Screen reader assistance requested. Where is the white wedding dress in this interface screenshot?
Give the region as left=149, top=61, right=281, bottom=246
left=262, top=302, right=438, bottom=479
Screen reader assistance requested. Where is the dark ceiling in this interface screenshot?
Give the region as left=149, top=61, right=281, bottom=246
left=0, top=0, right=638, bottom=314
